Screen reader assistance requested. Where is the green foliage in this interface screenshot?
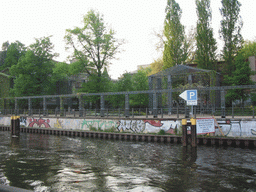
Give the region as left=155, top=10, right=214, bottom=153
left=195, top=0, right=217, bottom=70
left=225, top=53, right=254, bottom=106
left=163, top=0, right=188, bottom=69
left=0, top=41, right=26, bottom=71
left=148, top=57, right=164, bottom=76
left=65, top=9, right=123, bottom=79
left=239, top=40, right=256, bottom=59
left=157, top=129, right=166, bottom=135
left=130, top=69, right=149, bottom=108
left=9, top=36, right=58, bottom=99
left=220, top=0, right=243, bottom=76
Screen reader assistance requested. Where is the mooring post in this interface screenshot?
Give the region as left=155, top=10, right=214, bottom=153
left=190, top=118, right=197, bottom=147
left=182, top=119, right=187, bottom=147
left=11, top=116, right=20, bottom=137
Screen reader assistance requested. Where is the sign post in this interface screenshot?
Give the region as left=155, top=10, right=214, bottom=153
left=179, top=90, right=197, bottom=117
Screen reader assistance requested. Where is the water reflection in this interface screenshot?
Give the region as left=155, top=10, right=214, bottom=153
left=0, top=131, right=256, bottom=191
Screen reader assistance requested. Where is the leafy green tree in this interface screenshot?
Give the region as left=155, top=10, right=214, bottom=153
left=9, top=36, right=58, bottom=98
left=148, top=58, right=164, bottom=76
left=195, top=0, right=217, bottom=70
left=0, top=41, right=26, bottom=71
left=220, top=0, right=243, bottom=77
left=65, top=9, right=123, bottom=91
left=0, top=41, right=9, bottom=69
left=163, top=0, right=188, bottom=69
left=130, top=69, right=149, bottom=108
left=239, top=40, right=256, bottom=59
left=79, top=67, right=112, bottom=108
left=225, top=53, right=254, bottom=106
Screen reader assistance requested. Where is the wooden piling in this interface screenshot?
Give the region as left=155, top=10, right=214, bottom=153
left=182, top=119, right=187, bottom=147
left=191, top=118, right=197, bottom=147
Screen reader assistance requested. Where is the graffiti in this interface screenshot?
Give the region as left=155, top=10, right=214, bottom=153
left=251, top=129, right=256, bottom=135
left=54, top=119, right=63, bottom=129
left=143, top=120, right=163, bottom=127
left=0, top=117, right=11, bottom=126
left=81, top=119, right=116, bottom=130
left=20, top=117, right=27, bottom=127
left=28, top=118, right=50, bottom=128
left=217, top=120, right=241, bottom=137
left=117, top=120, right=145, bottom=132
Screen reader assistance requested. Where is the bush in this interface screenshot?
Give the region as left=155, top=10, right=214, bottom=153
left=157, top=129, right=166, bottom=135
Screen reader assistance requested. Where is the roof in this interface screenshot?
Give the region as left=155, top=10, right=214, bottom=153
left=149, top=64, right=219, bottom=78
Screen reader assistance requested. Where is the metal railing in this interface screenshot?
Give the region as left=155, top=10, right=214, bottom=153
left=1, top=106, right=255, bottom=119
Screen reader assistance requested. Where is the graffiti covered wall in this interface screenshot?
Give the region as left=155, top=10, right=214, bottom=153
left=1, top=116, right=256, bottom=137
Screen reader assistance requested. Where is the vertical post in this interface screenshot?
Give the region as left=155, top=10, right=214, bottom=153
left=11, top=116, right=20, bottom=137
left=125, top=94, right=129, bottom=117
left=28, top=98, right=31, bottom=116
left=177, top=105, right=179, bottom=118
left=153, top=92, right=157, bottom=118
left=15, top=99, right=18, bottom=115
left=100, top=95, right=105, bottom=117
left=191, top=118, right=197, bottom=147
left=232, top=101, right=234, bottom=118
left=60, top=97, right=64, bottom=116
left=182, top=119, right=188, bottom=147
left=221, top=90, right=225, bottom=118
left=168, top=75, right=172, bottom=115
left=3, top=98, right=5, bottom=113
left=78, top=95, right=83, bottom=117
left=146, top=108, right=148, bottom=118
left=43, top=97, right=47, bottom=116
left=148, top=77, right=153, bottom=113
left=132, top=108, right=134, bottom=118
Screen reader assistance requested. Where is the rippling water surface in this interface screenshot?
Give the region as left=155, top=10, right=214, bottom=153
left=0, top=131, right=256, bottom=192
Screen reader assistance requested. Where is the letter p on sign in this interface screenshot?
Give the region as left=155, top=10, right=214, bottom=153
left=187, top=90, right=197, bottom=100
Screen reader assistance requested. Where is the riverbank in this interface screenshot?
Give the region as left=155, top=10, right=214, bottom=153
left=1, top=125, right=256, bottom=148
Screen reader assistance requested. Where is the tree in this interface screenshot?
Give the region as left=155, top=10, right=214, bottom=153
left=148, top=57, right=164, bottom=76
left=65, top=10, right=123, bottom=91
left=163, top=0, right=188, bottom=69
left=219, top=0, right=243, bottom=76
left=239, top=40, right=256, bottom=59
left=225, top=53, right=254, bottom=106
left=9, top=36, right=58, bottom=98
left=0, top=41, right=26, bottom=71
left=130, top=69, right=149, bottom=108
left=195, top=0, right=217, bottom=70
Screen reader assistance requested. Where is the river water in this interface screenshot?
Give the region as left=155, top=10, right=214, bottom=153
left=0, top=131, right=256, bottom=192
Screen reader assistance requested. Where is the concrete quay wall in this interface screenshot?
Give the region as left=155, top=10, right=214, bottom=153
left=1, top=116, right=256, bottom=137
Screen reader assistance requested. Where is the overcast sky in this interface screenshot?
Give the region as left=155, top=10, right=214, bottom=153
left=1, top=0, right=256, bottom=79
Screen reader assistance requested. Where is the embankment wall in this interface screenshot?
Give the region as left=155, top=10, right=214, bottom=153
left=1, top=116, right=256, bottom=137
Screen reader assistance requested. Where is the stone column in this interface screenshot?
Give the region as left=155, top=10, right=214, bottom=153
left=78, top=95, right=85, bottom=117
left=125, top=94, right=129, bottom=117
left=60, top=97, right=64, bottom=116
left=168, top=74, right=172, bottom=115
left=15, top=99, right=18, bottom=115
left=153, top=92, right=158, bottom=118
left=221, top=90, right=225, bottom=118
left=43, top=97, right=47, bottom=116
left=148, top=77, right=153, bottom=112
left=100, top=95, right=105, bottom=117
left=28, top=98, right=32, bottom=116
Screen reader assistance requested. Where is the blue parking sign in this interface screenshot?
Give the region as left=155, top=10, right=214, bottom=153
left=187, top=90, right=197, bottom=100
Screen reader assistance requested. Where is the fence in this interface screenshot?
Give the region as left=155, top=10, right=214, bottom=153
left=1, top=84, right=256, bottom=119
